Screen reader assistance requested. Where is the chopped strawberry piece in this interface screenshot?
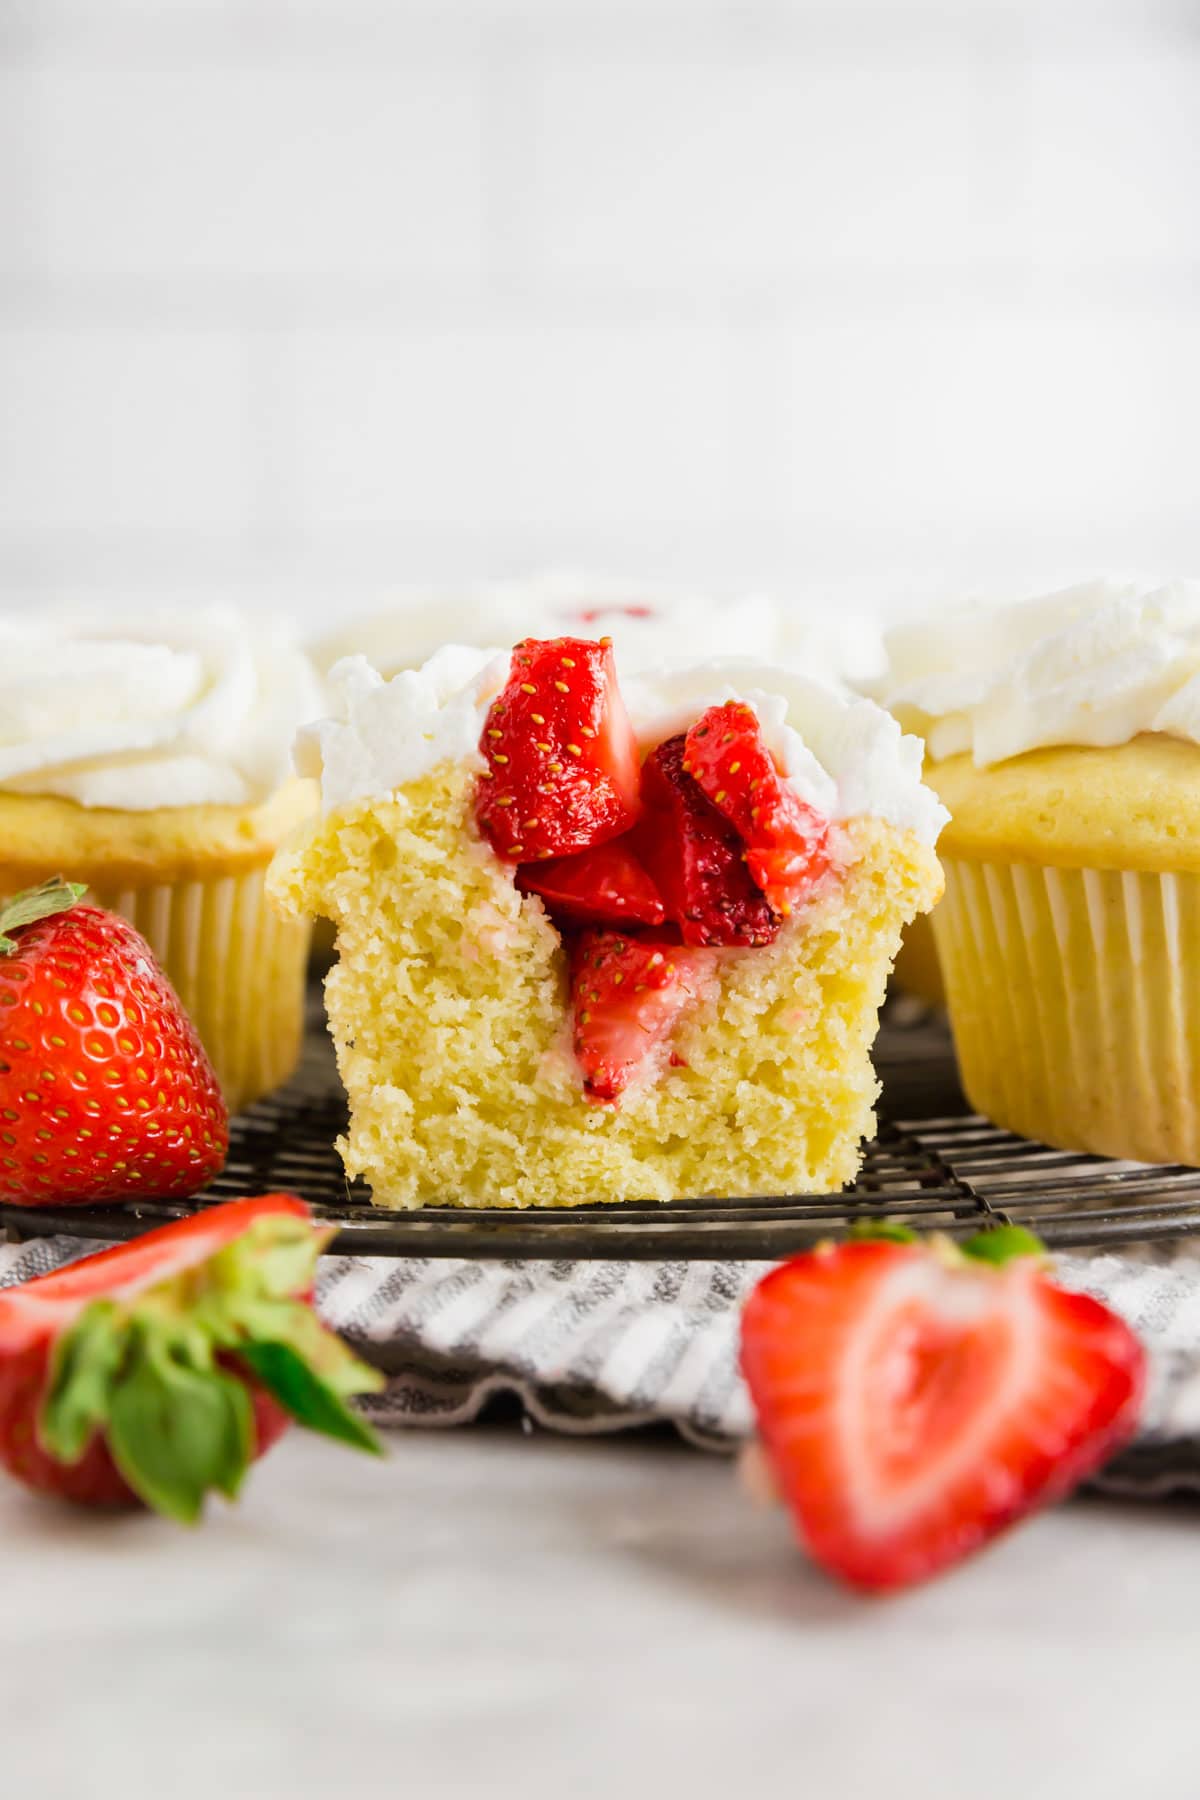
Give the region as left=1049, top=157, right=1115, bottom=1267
left=476, top=637, right=641, bottom=861
left=516, top=840, right=666, bottom=930
left=740, top=1236, right=1146, bottom=1593
left=637, top=736, right=778, bottom=947
left=570, top=929, right=717, bottom=1103
left=684, top=702, right=830, bottom=916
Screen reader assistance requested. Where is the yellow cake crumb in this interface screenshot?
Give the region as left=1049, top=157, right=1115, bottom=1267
left=268, top=763, right=942, bottom=1209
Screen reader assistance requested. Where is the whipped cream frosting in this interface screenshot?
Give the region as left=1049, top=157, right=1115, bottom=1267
left=309, top=573, right=783, bottom=682
left=308, top=571, right=883, bottom=695
left=0, top=609, right=324, bottom=810
left=884, top=577, right=1200, bottom=767
left=298, top=648, right=946, bottom=844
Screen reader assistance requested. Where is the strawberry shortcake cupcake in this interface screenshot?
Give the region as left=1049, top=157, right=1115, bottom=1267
left=269, top=637, right=945, bottom=1208
left=309, top=572, right=786, bottom=684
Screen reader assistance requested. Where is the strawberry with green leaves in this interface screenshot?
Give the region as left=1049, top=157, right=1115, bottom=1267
left=740, top=1224, right=1145, bottom=1592
left=0, top=1194, right=383, bottom=1522
left=0, top=878, right=228, bottom=1207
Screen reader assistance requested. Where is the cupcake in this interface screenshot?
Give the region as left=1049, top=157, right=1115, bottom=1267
left=308, top=571, right=886, bottom=699
left=889, top=576, right=1200, bottom=1162
left=269, top=635, right=944, bottom=1209
left=0, top=608, right=322, bottom=1111
left=888, top=907, right=945, bottom=1009
left=310, top=572, right=783, bottom=682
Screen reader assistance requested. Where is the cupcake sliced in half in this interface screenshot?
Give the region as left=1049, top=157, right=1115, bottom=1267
left=268, top=638, right=945, bottom=1209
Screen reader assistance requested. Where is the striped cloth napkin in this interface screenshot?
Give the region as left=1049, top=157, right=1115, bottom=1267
left=4, top=1231, right=1200, bottom=1495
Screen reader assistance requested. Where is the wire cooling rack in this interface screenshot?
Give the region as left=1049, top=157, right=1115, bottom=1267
left=5, top=997, right=1200, bottom=1258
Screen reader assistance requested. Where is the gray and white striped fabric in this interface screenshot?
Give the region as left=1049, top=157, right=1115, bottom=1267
left=5, top=1232, right=1200, bottom=1493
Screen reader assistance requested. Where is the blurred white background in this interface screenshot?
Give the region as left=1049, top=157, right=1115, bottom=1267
left=1, top=0, right=1197, bottom=634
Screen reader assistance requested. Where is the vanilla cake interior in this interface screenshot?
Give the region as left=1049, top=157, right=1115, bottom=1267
left=270, top=762, right=941, bottom=1210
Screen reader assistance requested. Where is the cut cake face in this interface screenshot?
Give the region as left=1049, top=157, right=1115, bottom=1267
left=269, top=638, right=945, bottom=1209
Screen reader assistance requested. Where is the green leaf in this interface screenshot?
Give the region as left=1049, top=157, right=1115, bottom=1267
left=960, top=1224, right=1047, bottom=1267
left=0, top=877, right=87, bottom=956
left=40, top=1300, right=129, bottom=1465
left=206, top=1214, right=324, bottom=1304
left=105, top=1333, right=255, bottom=1525
left=238, top=1339, right=383, bottom=1457
left=217, top=1290, right=383, bottom=1399
left=847, top=1217, right=919, bottom=1245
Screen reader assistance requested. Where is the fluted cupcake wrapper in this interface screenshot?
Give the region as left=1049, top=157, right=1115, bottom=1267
left=935, top=855, right=1200, bottom=1165
left=90, top=868, right=310, bottom=1115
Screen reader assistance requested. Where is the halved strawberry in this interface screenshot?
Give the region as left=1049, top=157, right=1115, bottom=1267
left=740, top=1228, right=1145, bottom=1593
left=475, top=637, right=641, bottom=861
left=570, top=929, right=717, bottom=1103
left=515, top=839, right=665, bottom=930
left=684, top=702, right=830, bottom=917
left=637, top=735, right=778, bottom=947
left=0, top=1195, right=384, bottom=1521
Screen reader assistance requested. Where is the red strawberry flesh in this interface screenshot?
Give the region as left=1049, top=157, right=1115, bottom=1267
left=6, top=1194, right=308, bottom=1323
left=637, top=735, right=778, bottom=947
left=516, top=840, right=665, bottom=930
left=684, top=702, right=830, bottom=916
left=570, top=929, right=716, bottom=1103
left=475, top=636, right=641, bottom=861
left=740, top=1240, right=1145, bottom=1593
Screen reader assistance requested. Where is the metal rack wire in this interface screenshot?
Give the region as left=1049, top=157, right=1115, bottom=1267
left=5, top=1004, right=1200, bottom=1258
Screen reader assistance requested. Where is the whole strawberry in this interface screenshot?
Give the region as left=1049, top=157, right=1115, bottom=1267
left=0, top=878, right=229, bottom=1207
left=0, top=1194, right=383, bottom=1521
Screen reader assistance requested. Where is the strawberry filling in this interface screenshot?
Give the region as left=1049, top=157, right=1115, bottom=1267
left=515, top=840, right=666, bottom=930
left=570, top=931, right=718, bottom=1103
left=475, top=640, right=834, bottom=1102
left=636, top=735, right=778, bottom=947
left=684, top=701, right=830, bottom=917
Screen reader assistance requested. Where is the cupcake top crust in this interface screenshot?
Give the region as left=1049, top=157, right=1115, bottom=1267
left=0, top=609, right=323, bottom=811
left=296, top=645, right=947, bottom=845
left=884, top=576, right=1200, bottom=768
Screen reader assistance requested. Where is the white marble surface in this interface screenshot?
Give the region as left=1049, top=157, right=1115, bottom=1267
left=2, top=1424, right=1197, bottom=1800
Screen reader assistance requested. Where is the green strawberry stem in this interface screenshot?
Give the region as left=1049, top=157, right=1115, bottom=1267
left=39, top=1214, right=384, bottom=1525
left=959, top=1224, right=1046, bottom=1266
left=849, top=1217, right=1047, bottom=1266
left=0, top=877, right=87, bottom=956
left=848, top=1218, right=919, bottom=1245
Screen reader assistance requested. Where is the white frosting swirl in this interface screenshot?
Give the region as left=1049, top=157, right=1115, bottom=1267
left=310, top=573, right=783, bottom=681
left=0, top=608, right=324, bottom=810
left=308, top=571, right=881, bottom=694
left=298, top=648, right=946, bottom=844
left=884, top=577, right=1200, bottom=767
